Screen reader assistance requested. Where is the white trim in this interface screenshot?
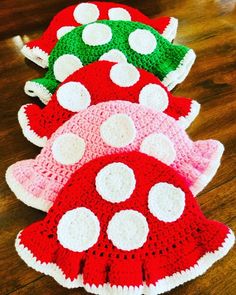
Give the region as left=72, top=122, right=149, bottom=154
left=190, top=142, right=224, bottom=195
left=21, top=45, right=49, bottom=68
left=162, top=49, right=196, bottom=91
left=15, top=227, right=234, bottom=294
left=15, top=231, right=83, bottom=288
left=161, top=17, right=178, bottom=42
left=24, top=81, right=52, bottom=105
left=5, top=165, right=51, bottom=212
left=177, top=100, right=201, bottom=129
left=32, top=47, right=49, bottom=68
left=21, top=45, right=35, bottom=62
left=18, top=104, right=48, bottom=147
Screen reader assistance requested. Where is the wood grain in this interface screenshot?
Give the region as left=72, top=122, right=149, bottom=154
left=0, top=0, right=235, bottom=294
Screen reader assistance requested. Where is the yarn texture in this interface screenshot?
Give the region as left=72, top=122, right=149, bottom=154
left=15, top=152, right=235, bottom=294
left=6, top=101, right=223, bottom=212
left=21, top=1, right=178, bottom=68
left=24, top=19, right=195, bottom=99
left=19, top=61, right=200, bottom=146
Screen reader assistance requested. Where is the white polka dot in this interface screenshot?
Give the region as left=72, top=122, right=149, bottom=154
left=110, top=63, right=140, bottom=87
left=73, top=3, right=100, bottom=24
left=99, top=49, right=127, bottom=63
left=52, top=133, right=85, bottom=165
left=95, top=162, right=136, bottom=203
left=57, top=207, right=100, bottom=252
left=140, top=133, right=176, bottom=165
left=148, top=182, right=185, bottom=222
left=108, top=8, right=131, bottom=21
left=53, top=54, right=83, bottom=82
left=107, top=210, right=149, bottom=250
left=82, top=23, right=112, bottom=46
left=56, top=26, right=76, bottom=39
left=139, top=84, right=169, bottom=112
left=128, top=29, right=157, bottom=54
left=100, top=114, right=136, bottom=148
left=57, top=82, right=91, bottom=112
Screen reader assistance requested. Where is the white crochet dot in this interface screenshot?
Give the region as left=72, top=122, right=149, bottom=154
left=107, top=210, right=149, bottom=250
left=57, top=207, right=100, bottom=252
left=99, top=49, right=127, bottom=63
left=148, top=182, right=185, bottom=222
left=110, top=63, right=140, bottom=87
left=95, top=162, right=136, bottom=203
left=108, top=8, right=131, bottom=21
left=53, top=54, right=83, bottom=82
left=73, top=3, right=100, bottom=24
left=57, top=82, right=91, bottom=112
left=56, top=26, right=76, bottom=39
left=140, top=133, right=176, bottom=165
left=100, top=114, right=136, bottom=148
left=128, top=29, right=157, bottom=54
left=82, top=23, right=112, bottom=46
left=52, top=133, right=86, bottom=165
left=139, top=84, right=169, bottom=112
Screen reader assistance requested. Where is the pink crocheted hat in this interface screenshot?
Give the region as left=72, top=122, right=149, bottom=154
left=7, top=101, right=223, bottom=212
left=18, top=61, right=200, bottom=146
left=21, top=1, right=178, bottom=68
left=15, top=151, right=234, bottom=293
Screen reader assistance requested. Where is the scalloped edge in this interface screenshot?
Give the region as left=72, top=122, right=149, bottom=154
left=5, top=165, right=51, bottom=212
left=190, top=141, right=224, bottom=195
left=24, top=81, right=52, bottom=105
left=15, top=228, right=234, bottom=294
left=21, top=44, right=35, bottom=61
left=32, top=46, right=49, bottom=68
left=177, top=100, right=201, bottom=129
left=161, top=17, right=178, bottom=42
left=162, top=49, right=196, bottom=91
left=21, top=45, right=49, bottom=68
left=18, top=104, right=48, bottom=147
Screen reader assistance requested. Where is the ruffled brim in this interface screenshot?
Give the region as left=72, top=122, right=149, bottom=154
left=21, top=45, right=49, bottom=68
left=190, top=141, right=224, bottom=195
left=161, top=17, right=178, bottom=42
left=6, top=161, right=54, bottom=212
left=177, top=100, right=201, bottom=129
left=15, top=229, right=234, bottom=293
left=24, top=81, right=52, bottom=105
left=18, top=104, right=48, bottom=147
left=162, top=49, right=196, bottom=91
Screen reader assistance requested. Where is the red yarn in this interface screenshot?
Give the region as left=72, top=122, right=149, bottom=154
left=17, top=152, right=231, bottom=290
left=21, top=61, right=196, bottom=141
left=25, top=2, right=176, bottom=56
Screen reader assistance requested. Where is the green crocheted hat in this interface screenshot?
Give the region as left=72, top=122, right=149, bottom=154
left=25, top=20, right=196, bottom=104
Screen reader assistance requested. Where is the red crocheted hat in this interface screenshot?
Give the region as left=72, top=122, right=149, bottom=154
left=21, top=1, right=178, bottom=68
left=19, top=61, right=200, bottom=146
left=15, top=151, right=234, bottom=293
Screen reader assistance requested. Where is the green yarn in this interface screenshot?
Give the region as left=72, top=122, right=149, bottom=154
left=29, top=20, right=195, bottom=96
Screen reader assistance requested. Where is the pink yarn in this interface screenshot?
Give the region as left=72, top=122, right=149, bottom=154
left=7, top=101, right=223, bottom=212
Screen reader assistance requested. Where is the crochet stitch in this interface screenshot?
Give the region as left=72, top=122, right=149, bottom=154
left=15, top=151, right=235, bottom=293
left=6, top=101, right=223, bottom=212
left=24, top=20, right=195, bottom=100
left=21, top=2, right=178, bottom=68
left=19, top=61, right=200, bottom=146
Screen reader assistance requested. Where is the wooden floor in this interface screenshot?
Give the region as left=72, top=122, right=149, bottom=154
left=0, top=0, right=235, bottom=294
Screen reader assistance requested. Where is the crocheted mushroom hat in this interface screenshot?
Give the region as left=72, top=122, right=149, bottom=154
left=6, top=101, right=223, bottom=212
left=15, top=151, right=235, bottom=294
left=21, top=1, right=178, bottom=68
left=19, top=61, right=200, bottom=146
left=24, top=20, right=196, bottom=99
